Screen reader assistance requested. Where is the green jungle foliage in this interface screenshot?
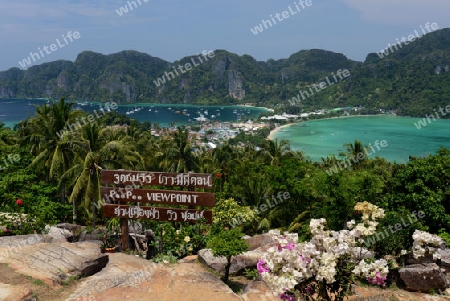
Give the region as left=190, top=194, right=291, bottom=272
left=0, top=100, right=449, bottom=261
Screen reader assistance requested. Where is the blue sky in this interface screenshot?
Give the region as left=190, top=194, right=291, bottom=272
left=1, top=0, right=449, bottom=71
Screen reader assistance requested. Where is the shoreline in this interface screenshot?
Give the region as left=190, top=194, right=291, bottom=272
left=267, top=114, right=395, bottom=140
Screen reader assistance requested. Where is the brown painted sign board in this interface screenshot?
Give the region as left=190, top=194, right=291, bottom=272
left=101, top=187, right=215, bottom=207
left=103, top=204, right=212, bottom=224
left=101, top=170, right=213, bottom=189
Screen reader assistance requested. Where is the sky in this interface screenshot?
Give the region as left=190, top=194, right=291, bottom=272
left=1, top=0, right=449, bottom=71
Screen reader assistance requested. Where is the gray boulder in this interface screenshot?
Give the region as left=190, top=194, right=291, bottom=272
left=241, top=281, right=279, bottom=301
left=0, top=240, right=108, bottom=286
left=244, top=233, right=275, bottom=251
left=399, top=263, right=448, bottom=292
left=198, top=248, right=262, bottom=275
left=46, top=226, right=74, bottom=242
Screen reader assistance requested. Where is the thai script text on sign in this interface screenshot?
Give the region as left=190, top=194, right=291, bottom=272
left=103, top=204, right=213, bottom=224
left=101, top=170, right=213, bottom=188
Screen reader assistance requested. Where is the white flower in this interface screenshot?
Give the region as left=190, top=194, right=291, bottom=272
left=347, top=220, right=356, bottom=230
left=258, top=202, right=391, bottom=294
left=184, top=236, right=190, bottom=243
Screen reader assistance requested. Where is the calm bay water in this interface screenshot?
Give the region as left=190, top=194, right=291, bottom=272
left=0, top=98, right=267, bottom=128
left=272, top=115, right=450, bottom=163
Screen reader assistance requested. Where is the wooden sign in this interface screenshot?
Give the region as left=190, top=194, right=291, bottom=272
left=101, top=187, right=215, bottom=207
left=101, top=170, right=213, bottom=188
left=103, top=204, right=213, bottom=224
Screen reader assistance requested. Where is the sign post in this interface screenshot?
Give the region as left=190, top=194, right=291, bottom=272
left=100, top=170, right=215, bottom=252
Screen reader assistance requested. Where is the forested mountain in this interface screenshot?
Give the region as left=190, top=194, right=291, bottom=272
left=1, top=28, right=450, bottom=116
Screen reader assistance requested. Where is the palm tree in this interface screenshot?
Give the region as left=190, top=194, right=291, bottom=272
left=339, top=140, right=367, bottom=169
left=18, top=98, right=82, bottom=178
left=59, top=123, right=142, bottom=225
left=259, top=138, right=293, bottom=166
left=166, top=126, right=197, bottom=173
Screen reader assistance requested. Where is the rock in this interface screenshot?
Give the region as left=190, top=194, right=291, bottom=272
left=78, top=228, right=103, bottom=242
left=56, top=223, right=82, bottom=232
left=56, top=223, right=81, bottom=242
left=241, top=281, right=279, bottom=301
left=128, top=221, right=143, bottom=234
left=438, top=249, right=450, bottom=271
left=0, top=283, right=33, bottom=301
left=0, top=234, right=50, bottom=252
left=68, top=253, right=241, bottom=301
left=198, top=248, right=262, bottom=275
left=46, top=226, right=74, bottom=242
left=244, top=233, right=275, bottom=251
left=399, top=263, right=447, bottom=292
left=1, top=240, right=108, bottom=286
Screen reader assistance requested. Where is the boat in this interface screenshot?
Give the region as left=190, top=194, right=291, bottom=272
left=148, top=108, right=152, bottom=111
left=175, top=111, right=180, bottom=114
left=194, top=114, right=208, bottom=122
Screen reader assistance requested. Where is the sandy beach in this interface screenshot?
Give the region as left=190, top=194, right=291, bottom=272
left=268, top=123, right=298, bottom=140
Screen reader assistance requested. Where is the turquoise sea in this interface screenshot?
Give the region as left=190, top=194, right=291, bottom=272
left=271, top=115, right=450, bottom=163
left=0, top=98, right=268, bottom=128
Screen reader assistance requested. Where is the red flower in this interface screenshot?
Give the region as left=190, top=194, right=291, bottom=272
left=3, top=229, right=8, bottom=233
left=16, top=198, right=23, bottom=206
left=216, top=173, right=221, bottom=178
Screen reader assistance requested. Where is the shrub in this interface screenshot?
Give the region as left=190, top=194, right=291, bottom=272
left=207, top=227, right=249, bottom=284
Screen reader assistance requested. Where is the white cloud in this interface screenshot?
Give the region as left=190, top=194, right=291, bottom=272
left=342, top=0, right=450, bottom=26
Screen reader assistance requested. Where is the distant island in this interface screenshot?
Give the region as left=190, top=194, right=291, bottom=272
left=1, top=28, right=450, bottom=117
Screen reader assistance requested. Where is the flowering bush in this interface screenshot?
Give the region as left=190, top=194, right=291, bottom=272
left=412, top=230, right=445, bottom=260
left=212, top=197, right=257, bottom=229
left=145, top=221, right=210, bottom=259
left=258, top=201, right=389, bottom=301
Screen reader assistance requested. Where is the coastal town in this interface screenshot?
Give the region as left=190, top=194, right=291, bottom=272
left=148, top=105, right=368, bottom=150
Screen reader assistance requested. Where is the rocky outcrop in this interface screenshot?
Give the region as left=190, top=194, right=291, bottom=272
left=241, top=281, right=278, bottom=301
left=0, top=283, right=33, bottom=301
left=198, top=233, right=276, bottom=276
left=244, top=233, right=275, bottom=251
left=0, top=240, right=108, bottom=286
left=228, top=70, right=245, bottom=100
left=198, top=248, right=262, bottom=275
left=68, top=254, right=241, bottom=301
left=399, top=263, right=448, bottom=292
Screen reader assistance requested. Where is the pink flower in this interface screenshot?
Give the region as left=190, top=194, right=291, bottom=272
left=285, top=243, right=295, bottom=250
left=257, top=259, right=270, bottom=274
left=367, top=271, right=387, bottom=286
